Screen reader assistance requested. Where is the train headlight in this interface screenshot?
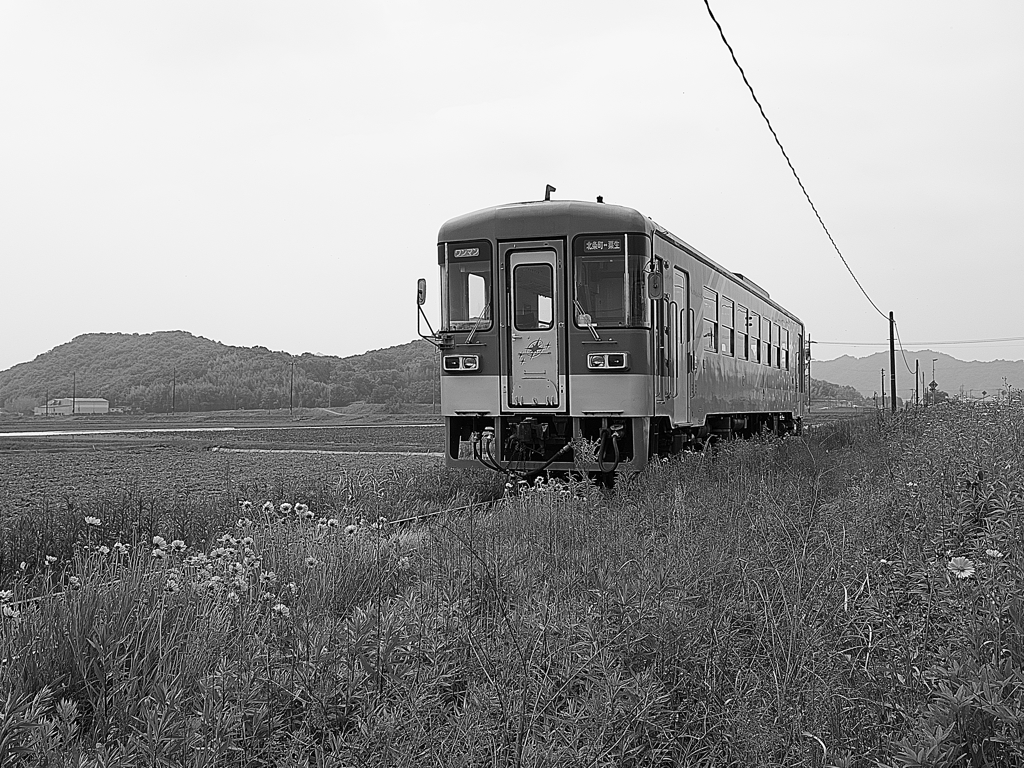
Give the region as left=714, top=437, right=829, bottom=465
left=587, top=352, right=629, bottom=370
left=443, top=354, right=480, bottom=372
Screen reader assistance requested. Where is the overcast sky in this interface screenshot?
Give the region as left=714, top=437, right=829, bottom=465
left=2, top=1, right=1022, bottom=373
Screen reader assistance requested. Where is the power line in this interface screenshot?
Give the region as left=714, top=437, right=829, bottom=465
left=817, top=336, right=1024, bottom=347
left=892, top=321, right=916, bottom=376
left=701, top=0, right=887, bottom=321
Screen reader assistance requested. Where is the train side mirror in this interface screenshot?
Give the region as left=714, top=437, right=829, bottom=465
left=416, top=278, right=427, bottom=306
left=578, top=312, right=594, bottom=328
left=647, top=271, right=663, bottom=299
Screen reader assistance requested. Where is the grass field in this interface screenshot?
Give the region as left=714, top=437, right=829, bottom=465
left=1, top=403, right=1022, bottom=766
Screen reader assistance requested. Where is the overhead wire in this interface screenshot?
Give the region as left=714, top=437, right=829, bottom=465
left=701, top=0, right=887, bottom=321
left=892, top=322, right=917, bottom=376
left=816, top=336, right=1024, bottom=347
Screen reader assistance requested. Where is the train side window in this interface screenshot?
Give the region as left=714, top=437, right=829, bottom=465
left=702, top=288, right=718, bottom=352
left=750, top=311, right=761, bottom=363
left=721, top=297, right=735, bottom=356
left=782, top=328, right=790, bottom=370
left=773, top=323, right=782, bottom=367
left=736, top=305, right=749, bottom=360
left=761, top=317, right=772, bottom=366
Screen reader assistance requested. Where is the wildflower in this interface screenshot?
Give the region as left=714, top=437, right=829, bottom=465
left=241, top=536, right=255, bottom=548
left=68, top=576, right=82, bottom=590
left=947, top=557, right=976, bottom=579
left=301, top=508, right=315, bottom=520
left=294, top=503, right=308, bottom=516
left=0, top=590, right=13, bottom=603
left=237, top=517, right=254, bottom=528
left=153, top=536, right=167, bottom=549
left=344, top=524, right=358, bottom=535
left=169, top=540, right=186, bottom=553
left=186, top=553, right=209, bottom=567
left=259, top=571, right=277, bottom=586
left=879, top=559, right=892, bottom=566
left=19, top=562, right=26, bottom=572
left=45, top=555, right=57, bottom=566
left=304, top=556, right=320, bottom=568
left=226, top=591, right=240, bottom=606
left=397, top=556, right=411, bottom=572
left=152, top=548, right=167, bottom=560
left=284, top=581, right=297, bottom=594
left=327, top=518, right=340, bottom=528
left=262, top=501, right=274, bottom=514
left=164, top=580, right=180, bottom=595
left=84, top=516, right=101, bottom=527
left=279, top=503, right=293, bottom=515
left=272, top=603, right=291, bottom=618
left=96, top=545, right=110, bottom=556
left=986, top=549, right=1004, bottom=559
left=227, top=562, right=243, bottom=575
left=240, top=500, right=253, bottom=512
left=2, top=604, right=20, bottom=620
left=113, top=542, right=130, bottom=555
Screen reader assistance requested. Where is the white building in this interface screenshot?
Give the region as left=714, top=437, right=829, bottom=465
left=34, top=397, right=109, bottom=416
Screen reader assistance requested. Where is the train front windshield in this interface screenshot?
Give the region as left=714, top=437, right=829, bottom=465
left=574, top=252, right=648, bottom=328
left=443, top=256, right=492, bottom=332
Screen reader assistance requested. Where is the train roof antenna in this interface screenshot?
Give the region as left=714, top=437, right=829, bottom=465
left=544, top=184, right=556, bottom=201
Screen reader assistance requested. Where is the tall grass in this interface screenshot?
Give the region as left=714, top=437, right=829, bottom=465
left=1, top=401, right=1022, bottom=766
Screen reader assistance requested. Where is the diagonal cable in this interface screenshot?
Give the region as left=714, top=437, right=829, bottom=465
left=702, top=0, right=887, bottom=320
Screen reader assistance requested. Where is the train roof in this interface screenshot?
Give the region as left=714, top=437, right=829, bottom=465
left=438, top=200, right=648, bottom=243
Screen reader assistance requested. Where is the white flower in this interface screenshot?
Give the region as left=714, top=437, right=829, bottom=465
left=397, top=556, right=411, bottom=572
left=226, top=591, right=240, bottom=605
left=169, top=540, right=186, bottom=553
left=304, top=556, right=320, bottom=568
left=240, top=500, right=253, bottom=512
left=152, top=536, right=167, bottom=549
left=259, top=571, right=277, bottom=586
left=237, top=517, right=254, bottom=528
left=19, top=562, right=27, bottom=572
left=327, top=518, right=340, bottom=528
left=2, top=604, right=21, bottom=620
left=164, top=580, right=180, bottom=594
left=344, top=524, right=358, bottom=535
left=84, top=516, right=101, bottom=527
left=241, top=536, right=255, bottom=548
left=96, top=545, right=110, bottom=556
left=947, top=557, right=976, bottom=579
left=151, top=548, right=167, bottom=560
left=262, top=501, right=274, bottom=514
left=986, top=549, right=1004, bottom=559
left=0, top=590, right=13, bottom=603
left=68, top=576, right=82, bottom=590
left=113, top=542, right=130, bottom=555
left=45, top=555, right=57, bottom=566
left=279, top=503, right=293, bottom=514
left=272, top=603, right=291, bottom=618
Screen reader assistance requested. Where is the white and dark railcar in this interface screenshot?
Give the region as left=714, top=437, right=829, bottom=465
left=418, top=198, right=809, bottom=478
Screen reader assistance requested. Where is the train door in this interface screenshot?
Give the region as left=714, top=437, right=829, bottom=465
left=653, top=258, right=673, bottom=406
left=673, top=268, right=690, bottom=424
left=500, top=242, right=566, bottom=411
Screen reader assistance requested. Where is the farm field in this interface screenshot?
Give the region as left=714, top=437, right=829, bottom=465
left=1, top=403, right=1023, bottom=766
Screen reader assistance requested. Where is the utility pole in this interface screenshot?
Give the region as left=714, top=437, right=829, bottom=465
left=915, top=359, right=920, bottom=407
left=880, top=369, right=886, bottom=410
left=289, top=361, right=295, bottom=417
left=888, top=311, right=897, bottom=413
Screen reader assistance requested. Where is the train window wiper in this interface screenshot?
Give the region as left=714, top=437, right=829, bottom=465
left=466, top=302, right=490, bottom=343
left=573, top=298, right=601, bottom=341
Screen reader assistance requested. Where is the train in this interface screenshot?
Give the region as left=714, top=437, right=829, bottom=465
left=417, top=194, right=808, bottom=482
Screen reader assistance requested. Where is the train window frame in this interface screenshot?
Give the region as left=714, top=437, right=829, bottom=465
left=761, top=316, right=772, bottom=367
left=736, top=305, right=749, bottom=361
left=783, top=328, right=790, bottom=370
left=702, top=288, right=719, bottom=353
left=774, top=323, right=782, bottom=368
left=720, top=296, right=735, bottom=357
left=441, top=240, right=493, bottom=333
left=749, top=311, right=761, bottom=363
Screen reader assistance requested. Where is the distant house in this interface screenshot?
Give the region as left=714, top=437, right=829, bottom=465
left=34, top=398, right=109, bottom=416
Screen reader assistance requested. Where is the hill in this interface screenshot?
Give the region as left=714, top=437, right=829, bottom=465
left=0, top=332, right=440, bottom=414
left=812, top=350, right=1024, bottom=400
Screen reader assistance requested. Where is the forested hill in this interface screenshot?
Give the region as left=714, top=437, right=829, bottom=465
left=0, top=332, right=439, bottom=414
